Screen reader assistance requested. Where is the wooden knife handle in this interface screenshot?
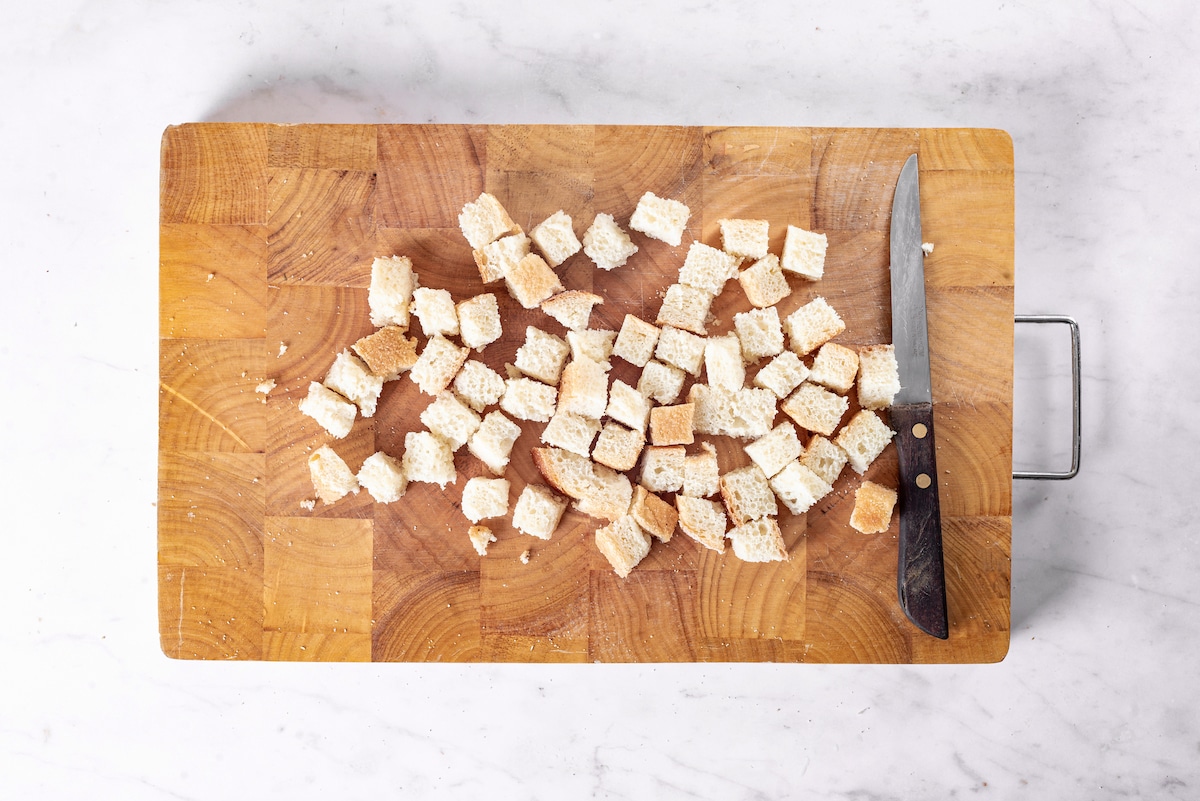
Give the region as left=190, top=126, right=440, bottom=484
left=890, top=402, right=949, bottom=639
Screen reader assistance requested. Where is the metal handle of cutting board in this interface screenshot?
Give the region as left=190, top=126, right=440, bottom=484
left=1012, top=314, right=1081, bottom=480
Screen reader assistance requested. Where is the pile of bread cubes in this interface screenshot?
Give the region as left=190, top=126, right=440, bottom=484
left=298, top=189, right=902, bottom=579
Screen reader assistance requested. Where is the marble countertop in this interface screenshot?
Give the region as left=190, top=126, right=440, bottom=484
left=4, top=1, right=1197, bottom=797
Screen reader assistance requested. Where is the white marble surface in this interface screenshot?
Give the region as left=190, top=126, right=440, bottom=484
left=3, top=1, right=1198, bottom=797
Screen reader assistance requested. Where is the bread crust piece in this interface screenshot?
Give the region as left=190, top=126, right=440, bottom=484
left=849, top=480, right=897, bottom=534
left=540, top=290, right=603, bottom=332
left=631, top=485, right=678, bottom=543
left=353, top=326, right=419, bottom=379
left=649, top=403, right=695, bottom=446
left=505, top=252, right=565, bottom=310
left=557, top=357, right=609, bottom=419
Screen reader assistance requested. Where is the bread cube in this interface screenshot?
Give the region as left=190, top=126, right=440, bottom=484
left=458, top=192, right=521, bottom=251
left=567, top=328, right=617, bottom=365
left=640, top=445, right=686, bottom=493
left=505, top=252, right=565, bottom=310
left=637, top=359, right=686, bottom=405
left=468, top=525, right=497, bottom=556
left=474, top=233, right=530, bottom=285
left=419, top=391, right=482, bottom=451
left=595, top=515, right=652, bottom=579
left=298, top=381, right=357, bottom=439
left=557, top=357, right=610, bottom=419
left=530, top=209, right=582, bottom=267
left=719, top=218, right=770, bottom=260
left=324, top=350, right=384, bottom=417
left=656, top=283, right=712, bottom=336
left=457, top=293, right=503, bottom=351
left=410, top=335, right=469, bottom=396
left=719, top=464, right=778, bottom=525
left=835, top=410, right=895, bottom=475
left=631, top=485, right=678, bottom=543
left=734, top=307, right=784, bottom=364
left=857, top=344, right=901, bottom=410
left=737, top=253, right=791, bottom=309
left=678, top=241, right=741, bottom=296
left=675, top=495, right=727, bottom=553
left=785, top=297, right=846, bottom=356
left=753, top=350, right=808, bottom=400
left=453, top=360, right=506, bottom=413
left=540, top=409, right=602, bottom=458
left=541, top=291, right=603, bottom=332
left=307, top=444, right=359, bottom=505
left=514, top=326, right=570, bottom=386
left=629, top=191, right=690, bottom=247
left=744, top=421, right=803, bottom=479
left=704, top=334, right=745, bottom=392
left=356, top=451, right=408, bottom=504
left=353, top=326, right=419, bottom=380
left=649, top=403, right=695, bottom=446
left=808, top=342, right=860, bottom=394
left=682, top=442, right=720, bottom=498
left=780, top=224, right=828, bottom=280
left=368, top=255, right=416, bottom=329
left=468, top=411, right=522, bottom=475
left=800, top=435, right=849, bottom=486
left=769, top=460, right=833, bottom=515
left=849, top=480, right=898, bottom=534
left=582, top=212, right=639, bottom=271
left=692, top=384, right=776, bottom=440
left=499, top=377, right=557, bottom=423
left=591, top=421, right=646, bottom=472
left=531, top=446, right=598, bottom=500
left=655, top=325, right=706, bottom=377
left=729, top=517, right=788, bottom=563
left=512, top=484, right=568, bottom=540
left=461, top=477, right=511, bottom=523
left=402, top=431, right=456, bottom=488
left=781, top=382, right=849, bottom=436
left=612, top=314, right=660, bottom=367
left=605, top=379, right=650, bottom=433
left=575, top=463, right=633, bottom=522
left=411, top=287, right=459, bottom=338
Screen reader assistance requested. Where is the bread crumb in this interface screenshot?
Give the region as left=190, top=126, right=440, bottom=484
left=299, top=499, right=316, bottom=511
left=520, top=549, right=531, bottom=564
left=206, top=273, right=215, bottom=282
left=922, top=242, right=935, bottom=255
left=255, top=379, right=276, bottom=396
left=278, top=342, right=288, bottom=357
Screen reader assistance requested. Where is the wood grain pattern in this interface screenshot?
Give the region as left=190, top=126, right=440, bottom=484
left=159, top=123, right=1014, bottom=663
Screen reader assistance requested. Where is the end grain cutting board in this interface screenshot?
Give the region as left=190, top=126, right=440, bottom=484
left=158, top=124, right=1013, bottom=663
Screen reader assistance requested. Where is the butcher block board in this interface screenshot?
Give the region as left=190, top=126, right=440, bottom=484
left=158, top=124, right=1013, bottom=663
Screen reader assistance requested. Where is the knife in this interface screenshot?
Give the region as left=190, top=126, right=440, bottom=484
left=889, top=154, right=949, bottom=640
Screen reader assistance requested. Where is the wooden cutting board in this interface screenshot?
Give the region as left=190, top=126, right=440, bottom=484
left=158, top=124, right=1013, bottom=663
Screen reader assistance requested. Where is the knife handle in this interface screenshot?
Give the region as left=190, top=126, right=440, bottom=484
left=890, top=402, right=949, bottom=639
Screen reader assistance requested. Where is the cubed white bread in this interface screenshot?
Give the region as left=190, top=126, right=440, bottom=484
left=352, top=326, right=419, bottom=380
left=368, top=255, right=416, bottom=329
left=688, top=383, right=776, bottom=440
left=567, top=328, right=617, bottom=365
left=857, top=344, right=901, bottom=410
left=808, top=342, right=860, bottom=394
left=605, top=379, right=650, bottom=433
left=541, top=290, right=603, bottom=332
left=583, top=212, right=639, bottom=271
left=682, top=442, right=720, bottom=498
left=594, top=515, right=652, bottom=579
left=734, top=307, right=784, bottom=364
left=419, top=391, right=482, bottom=451
left=499, top=377, right=558, bottom=423
left=675, top=495, right=727, bottom=553
left=834, top=410, right=895, bottom=475
left=531, top=446, right=598, bottom=499
left=468, top=524, right=497, bottom=556
left=649, top=403, right=695, bottom=446
left=298, top=381, right=357, bottom=439
left=411, top=287, right=459, bottom=338
left=307, top=444, right=360, bottom=505
left=640, top=445, right=686, bottom=493
left=768, top=460, right=832, bottom=515
left=678, top=241, right=741, bottom=296
left=402, top=431, right=457, bottom=488
left=781, top=382, right=849, bottom=436
left=780, top=224, right=829, bottom=280
left=453, top=360, right=506, bottom=413
left=514, top=326, right=570, bottom=386
left=719, top=464, right=778, bottom=525
left=459, top=192, right=521, bottom=251
left=323, top=350, right=384, bottom=418
left=729, top=517, right=789, bottom=562
left=753, top=350, right=810, bottom=399
left=461, top=477, right=511, bottom=523
left=704, top=334, right=745, bottom=392
left=540, top=409, right=601, bottom=457
left=356, top=451, right=407, bottom=503
left=849, top=480, right=898, bottom=534
left=576, top=462, right=633, bottom=522
left=557, top=357, right=610, bottom=419
left=744, top=421, right=803, bottom=479
left=456, top=293, right=503, bottom=351
left=637, top=359, right=686, bottom=405
left=737, top=253, right=791, bottom=309
left=800, top=435, right=849, bottom=486
left=410, top=335, right=469, bottom=396
left=655, top=325, right=706, bottom=376
left=512, top=484, right=569, bottom=540
left=629, top=191, right=690, bottom=247
left=612, top=314, right=661, bottom=368
left=656, top=283, right=712, bottom=336
left=505, top=252, right=565, bottom=310
left=631, top=485, right=678, bottom=543
left=530, top=209, right=582, bottom=267
left=474, top=233, right=530, bottom=285
left=719, top=218, right=770, bottom=260
left=591, top=421, right=646, bottom=472
left=468, top=411, right=522, bottom=475
left=785, top=296, right=846, bottom=356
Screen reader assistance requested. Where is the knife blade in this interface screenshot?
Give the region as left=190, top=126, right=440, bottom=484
left=890, top=154, right=949, bottom=640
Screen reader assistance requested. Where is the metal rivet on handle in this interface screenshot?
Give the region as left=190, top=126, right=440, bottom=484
left=916, top=473, right=932, bottom=489
left=912, top=423, right=928, bottom=439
